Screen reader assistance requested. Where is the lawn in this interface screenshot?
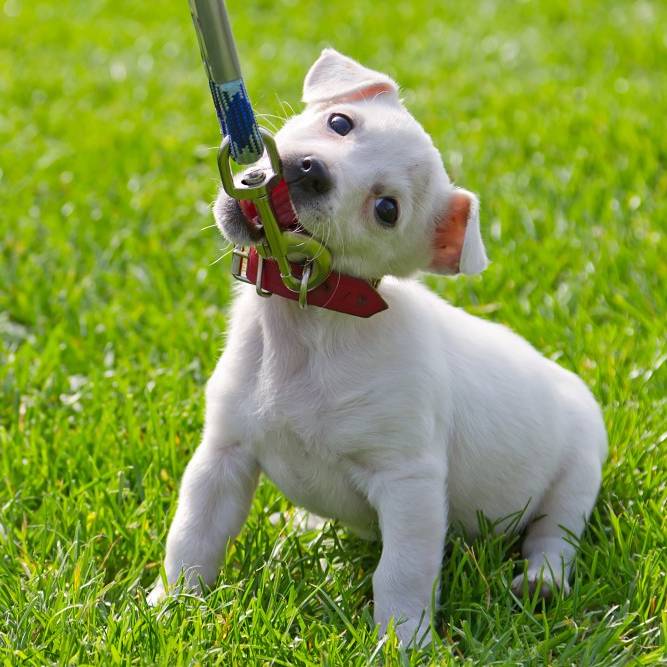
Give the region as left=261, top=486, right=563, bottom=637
left=1, top=0, right=666, bottom=663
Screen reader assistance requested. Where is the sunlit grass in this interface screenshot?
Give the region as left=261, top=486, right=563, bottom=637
left=1, top=0, right=666, bottom=663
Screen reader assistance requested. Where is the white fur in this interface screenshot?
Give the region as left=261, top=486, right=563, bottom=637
left=302, top=48, right=400, bottom=106
left=456, top=189, right=488, bottom=274
left=148, top=50, right=607, bottom=647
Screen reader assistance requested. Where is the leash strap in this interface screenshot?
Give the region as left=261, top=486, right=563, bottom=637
left=209, top=79, right=263, bottom=164
left=189, top=0, right=263, bottom=164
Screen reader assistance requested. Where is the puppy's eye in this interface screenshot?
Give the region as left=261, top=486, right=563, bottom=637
left=374, top=197, right=399, bottom=227
left=328, top=113, right=353, bottom=136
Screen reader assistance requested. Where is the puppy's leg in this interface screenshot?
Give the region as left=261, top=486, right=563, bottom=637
left=370, top=474, right=446, bottom=646
left=511, top=453, right=602, bottom=597
left=148, top=439, right=259, bottom=605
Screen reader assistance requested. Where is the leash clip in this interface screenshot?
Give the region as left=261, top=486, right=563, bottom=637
left=298, top=264, right=312, bottom=309
left=218, top=128, right=332, bottom=296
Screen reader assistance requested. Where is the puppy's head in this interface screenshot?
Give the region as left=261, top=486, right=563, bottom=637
left=215, top=49, right=487, bottom=280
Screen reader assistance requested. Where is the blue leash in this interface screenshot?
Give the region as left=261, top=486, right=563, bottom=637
left=189, top=0, right=263, bottom=164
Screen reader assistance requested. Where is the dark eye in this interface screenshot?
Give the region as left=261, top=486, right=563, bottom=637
left=374, top=197, right=399, bottom=227
left=328, top=113, right=353, bottom=136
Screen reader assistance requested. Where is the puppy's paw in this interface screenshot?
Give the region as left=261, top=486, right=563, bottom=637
left=147, top=573, right=206, bottom=607
left=268, top=508, right=328, bottom=532
left=390, top=618, right=434, bottom=649
left=147, top=581, right=167, bottom=607
left=511, top=567, right=570, bottom=599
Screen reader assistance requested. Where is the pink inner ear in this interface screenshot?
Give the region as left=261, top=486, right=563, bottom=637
left=430, top=191, right=471, bottom=274
left=339, top=82, right=396, bottom=103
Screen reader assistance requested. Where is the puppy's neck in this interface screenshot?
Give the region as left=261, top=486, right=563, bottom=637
left=256, top=289, right=375, bottom=353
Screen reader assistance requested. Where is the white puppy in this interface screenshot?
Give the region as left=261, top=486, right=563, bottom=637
left=149, top=49, right=607, bottom=646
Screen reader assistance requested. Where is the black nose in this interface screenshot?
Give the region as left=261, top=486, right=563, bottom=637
left=285, top=156, right=332, bottom=195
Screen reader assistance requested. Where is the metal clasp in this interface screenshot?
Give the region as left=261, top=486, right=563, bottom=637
left=217, top=128, right=332, bottom=294
left=230, top=245, right=271, bottom=297
left=298, top=264, right=311, bottom=309
left=254, top=254, right=272, bottom=297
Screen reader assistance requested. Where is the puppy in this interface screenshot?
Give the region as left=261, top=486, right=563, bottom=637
left=149, top=49, right=607, bottom=646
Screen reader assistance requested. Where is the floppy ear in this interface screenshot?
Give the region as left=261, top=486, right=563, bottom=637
left=429, top=188, right=488, bottom=275
left=303, top=48, right=399, bottom=106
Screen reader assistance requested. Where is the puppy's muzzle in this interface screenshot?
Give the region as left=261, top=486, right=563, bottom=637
left=283, top=156, right=333, bottom=197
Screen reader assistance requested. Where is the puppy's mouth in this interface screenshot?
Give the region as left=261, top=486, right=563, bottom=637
left=217, top=186, right=330, bottom=248
left=217, top=151, right=336, bottom=246
left=216, top=196, right=264, bottom=246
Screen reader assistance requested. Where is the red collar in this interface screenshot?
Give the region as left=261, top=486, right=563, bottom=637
left=243, top=247, right=387, bottom=318
left=237, top=179, right=388, bottom=318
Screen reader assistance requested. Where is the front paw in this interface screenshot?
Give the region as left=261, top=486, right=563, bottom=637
left=146, top=570, right=205, bottom=607
left=381, top=616, right=434, bottom=648
left=147, top=580, right=167, bottom=607
left=511, top=566, right=570, bottom=599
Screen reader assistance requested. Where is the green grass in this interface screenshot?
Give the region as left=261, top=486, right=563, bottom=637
left=1, top=0, right=666, bottom=663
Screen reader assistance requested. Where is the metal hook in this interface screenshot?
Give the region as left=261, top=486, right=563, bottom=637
left=217, top=128, right=332, bottom=295
left=298, top=264, right=312, bottom=309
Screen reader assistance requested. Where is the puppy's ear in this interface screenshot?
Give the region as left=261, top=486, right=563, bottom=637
left=429, top=188, right=488, bottom=275
left=303, top=48, right=399, bottom=106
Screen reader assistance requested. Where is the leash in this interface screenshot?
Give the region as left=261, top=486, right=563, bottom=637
left=188, top=0, right=387, bottom=317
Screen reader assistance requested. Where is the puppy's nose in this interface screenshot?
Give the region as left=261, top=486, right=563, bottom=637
left=286, top=156, right=332, bottom=195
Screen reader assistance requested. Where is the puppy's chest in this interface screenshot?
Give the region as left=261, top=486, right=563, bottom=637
left=245, top=355, right=377, bottom=525
left=251, top=412, right=375, bottom=529
left=253, top=372, right=354, bottom=460
left=252, top=353, right=372, bottom=453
